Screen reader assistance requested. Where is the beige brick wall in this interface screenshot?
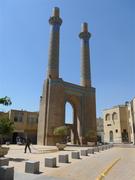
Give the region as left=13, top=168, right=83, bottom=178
left=0, top=109, right=38, bottom=144
left=103, top=107, right=122, bottom=143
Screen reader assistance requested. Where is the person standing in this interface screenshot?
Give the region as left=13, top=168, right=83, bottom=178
left=24, top=137, right=31, bottom=153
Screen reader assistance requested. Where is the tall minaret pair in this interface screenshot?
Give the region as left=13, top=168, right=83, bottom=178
left=38, top=7, right=96, bottom=145
left=47, top=7, right=92, bottom=87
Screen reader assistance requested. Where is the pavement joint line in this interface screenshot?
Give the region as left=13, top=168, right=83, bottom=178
left=96, top=158, right=121, bottom=180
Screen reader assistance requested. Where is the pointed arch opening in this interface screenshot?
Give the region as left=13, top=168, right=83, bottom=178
left=64, top=101, right=80, bottom=144
left=64, top=102, right=74, bottom=144
left=65, top=102, right=73, bottom=124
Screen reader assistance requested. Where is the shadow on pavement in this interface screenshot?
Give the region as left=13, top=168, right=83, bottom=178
left=9, top=157, right=28, bottom=162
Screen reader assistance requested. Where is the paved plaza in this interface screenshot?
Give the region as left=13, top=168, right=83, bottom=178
left=2, top=144, right=135, bottom=180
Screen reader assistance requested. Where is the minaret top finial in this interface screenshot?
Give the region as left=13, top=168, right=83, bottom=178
left=52, top=7, right=60, bottom=17
left=49, top=7, right=62, bottom=26
left=81, top=22, right=88, bottom=32
left=79, top=22, right=91, bottom=39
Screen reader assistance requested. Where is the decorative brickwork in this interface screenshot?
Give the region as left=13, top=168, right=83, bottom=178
left=37, top=7, right=97, bottom=145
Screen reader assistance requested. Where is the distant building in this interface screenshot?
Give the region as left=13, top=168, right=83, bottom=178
left=128, top=98, right=135, bottom=144
left=0, top=109, right=38, bottom=144
left=96, top=117, right=104, bottom=143
left=103, top=97, right=135, bottom=144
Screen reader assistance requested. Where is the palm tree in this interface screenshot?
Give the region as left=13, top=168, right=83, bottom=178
left=0, top=96, right=12, bottom=106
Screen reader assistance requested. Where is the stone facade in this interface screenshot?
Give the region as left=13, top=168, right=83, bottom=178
left=96, top=117, right=104, bottom=143
left=128, top=98, right=135, bottom=144
left=37, top=7, right=97, bottom=145
left=0, top=109, right=38, bottom=144
left=103, top=97, right=135, bottom=144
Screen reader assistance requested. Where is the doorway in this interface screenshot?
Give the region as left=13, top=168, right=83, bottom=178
left=109, top=130, right=113, bottom=142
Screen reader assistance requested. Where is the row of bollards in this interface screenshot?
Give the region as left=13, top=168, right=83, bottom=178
left=0, top=144, right=113, bottom=179
left=25, top=144, right=113, bottom=174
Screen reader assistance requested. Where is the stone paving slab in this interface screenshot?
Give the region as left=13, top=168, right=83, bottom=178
left=15, top=172, right=69, bottom=180
left=3, top=144, right=135, bottom=180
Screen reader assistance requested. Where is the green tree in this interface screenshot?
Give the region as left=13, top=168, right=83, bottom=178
left=0, top=118, right=14, bottom=145
left=85, top=130, right=97, bottom=142
left=0, top=96, right=12, bottom=106
left=53, top=126, right=69, bottom=143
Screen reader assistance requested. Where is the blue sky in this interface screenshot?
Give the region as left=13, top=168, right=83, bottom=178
left=0, top=0, right=135, bottom=120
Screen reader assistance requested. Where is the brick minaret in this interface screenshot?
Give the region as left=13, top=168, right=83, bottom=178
left=79, top=23, right=91, bottom=87
left=47, top=7, right=62, bottom=79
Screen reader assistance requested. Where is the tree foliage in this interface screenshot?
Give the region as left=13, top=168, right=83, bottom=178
left=0, top=118, right=14, bottom=138
left=85, top=130, right=97, bottom=142
left=53, top=126, right=68, bottom=137
left=0, top=96, right=12, bottom=106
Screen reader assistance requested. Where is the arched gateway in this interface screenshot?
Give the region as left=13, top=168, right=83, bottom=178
left=37, top=7, right=97, bottom=145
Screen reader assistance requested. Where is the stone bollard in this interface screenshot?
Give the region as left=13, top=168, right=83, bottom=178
left=45, top=157, right=56, bottom=167
left=25, top=161, right=40, bottom=174
left=94, top=147, right=99, bottom=152
left=111, top=144, right=113, bottom=148
left=0, top=165, right=14, bottom=180
left=71, top=151, right=80, bottom=159
left=110, top=144, right=113, bottom=148
left=59, top=154, right=69, bottom=163
left=0, top=158, right=9, bottom=166
left=101, top=146, right=104, bottom=151
left=98, top=146, right=102, bottom=151
left=109, top=144, right=112, bottom=148
left=80, top=149, right=88, bottom=156
left=88, top=148, right=94, bottom=154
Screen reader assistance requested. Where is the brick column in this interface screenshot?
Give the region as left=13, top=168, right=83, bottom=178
left=79, top=23, right=91, bottom=87
left=47, top=7, right=62, bottom=79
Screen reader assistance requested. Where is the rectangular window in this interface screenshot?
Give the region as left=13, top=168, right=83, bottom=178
left=28, top=115, right=38, bottom=124
left=14, top=111, right=23, bottom=122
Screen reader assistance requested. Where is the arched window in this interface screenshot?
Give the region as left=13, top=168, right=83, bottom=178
left=105, top=114, right=110, bottom=121
left=112, top=112, right=117, bottom=120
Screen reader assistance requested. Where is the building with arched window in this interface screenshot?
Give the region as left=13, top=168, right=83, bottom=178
left=103, top=97, right=135, bottom=144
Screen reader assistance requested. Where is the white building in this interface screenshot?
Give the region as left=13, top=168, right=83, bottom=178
left=103, top=97, right=135, bottom=144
